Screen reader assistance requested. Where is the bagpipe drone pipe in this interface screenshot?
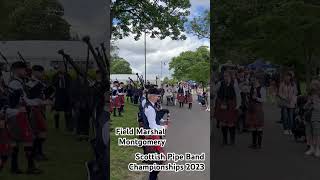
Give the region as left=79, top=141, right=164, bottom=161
left=58, top=36, right=109, bottom=180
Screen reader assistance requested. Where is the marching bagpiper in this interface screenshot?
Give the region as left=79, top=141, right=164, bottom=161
left=6, top=61, right=42, bottom=174
left=141, top=87, right=168, bottom=180
left=126, top=83, right=134, bottom=103
left=52, top=64, right=72, bottom=131
left=118, top=82, right=126, bottom=113
left=177, top=83, right=185, bottom=108
left=246, top=78, right=266, bottom=149
left=26, top=65, right=51, bottom=160
left=112, top=81, right=121, bottom=117
left=214, top=71, right=241, bottom=146
left=186, top=90, right=193, bottom=109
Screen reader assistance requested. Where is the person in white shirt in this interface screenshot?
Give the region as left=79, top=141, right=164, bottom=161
left=143, top=88, right=167, bottom=180
left=144, top=88, right=168, bottom=130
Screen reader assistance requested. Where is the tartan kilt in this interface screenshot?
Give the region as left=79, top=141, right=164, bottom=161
left=109, top=98, right=114, bottom=112
left=119, top=95, right=125, bottom=106
left=29, top=106, right=47, bottom=134
left=143, top=135, right=166, bottom=165
left=246, top=102, right=264, bottom=129
left=112, top=96, right=121, bottom=109
left=214, top=99, right=238, bottom=127
left=186, top=95, right=193, bottom=103
left=177, top=93, right=185, bottom=103
left=6, top=112, right=33, bottom=143
left=0, top=127, right=11, bottom=155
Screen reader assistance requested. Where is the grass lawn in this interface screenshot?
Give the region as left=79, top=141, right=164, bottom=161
left=0, top=110, right=93, bottom=180
left=110, top=100, right=146, bottom=180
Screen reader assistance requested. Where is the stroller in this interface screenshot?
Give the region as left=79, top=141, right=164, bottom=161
left=292, top=95, right=309, bottom=142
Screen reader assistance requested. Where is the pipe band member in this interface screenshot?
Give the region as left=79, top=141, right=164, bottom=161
left=52, top=64, right=72, bottom=131
left=0, top=106, right=10, bottom=171
left=246, top=78, right=266, bottom=149
left=26, top=65, right=49, bottom=160
left=142, top=87, right=168, bottom=180
left=177, top=83, right=185, bottom=108
left=214, top=71, right=241, bottom=145
left=186, top=90, right=193, bottom=109
left=112, top=81, right=121, bottom=117
left=6, top=61, right=42, bottom=174
left=118, top=82, right=126, bottom=113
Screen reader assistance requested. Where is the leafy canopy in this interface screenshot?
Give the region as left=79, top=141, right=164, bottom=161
left=187, top=10, right=210, bottom=39
left=0, top=0, right=71, bottom=40
left=111, top=0, right=191, bottom=40
left=111, top=56, right=133, bottom=74
left=169, top=46, right=209, bottom=84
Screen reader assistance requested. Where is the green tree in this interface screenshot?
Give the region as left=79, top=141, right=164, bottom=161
left=245, top=1, right=320, bottom=85
left=169, top=46, right=209, bottom=84
left=111, top=57, right=133, bottom=74
left=212, top=0, right=320, bottom=86
left=0, top=0, right=71, bottom=40
left=162, top=77, right=170, bottom=84
left=111, top=0, right=191, bottom=40
left=188, top=10, right=210, bottom=39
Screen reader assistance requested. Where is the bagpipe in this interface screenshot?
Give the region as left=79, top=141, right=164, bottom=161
left=136, top=73, right=144, bottom=89
left=82, top=36, right=110, bottom=180
left=58, top=37, right=109, bottom=180
left=128, top=77, right=136, bottom=88
left=17, top=52, right=56, bottom=100
left=0, top=51, right=10, bottom=72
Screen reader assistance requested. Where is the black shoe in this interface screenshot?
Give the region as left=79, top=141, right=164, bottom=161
left=26, top=167, right=43, bottom=175
left=11, top=169, right=24, bottom=174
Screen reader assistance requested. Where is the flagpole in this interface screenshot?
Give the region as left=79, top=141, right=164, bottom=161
left=144, top=31, right=147, bottom=83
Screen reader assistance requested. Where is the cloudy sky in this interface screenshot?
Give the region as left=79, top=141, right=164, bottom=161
left=59, top=0, right=108, bottom=44
left=58, top=0, right=209, bottom=78
left=114, top=0, right=210, bottom=77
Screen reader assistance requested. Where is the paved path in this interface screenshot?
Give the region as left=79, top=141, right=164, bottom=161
left=213, top=103, right=320, bottom=180
left=159, top=97, right=210, bottom=180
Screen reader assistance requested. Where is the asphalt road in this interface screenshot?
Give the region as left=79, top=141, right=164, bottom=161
left=159, top=97, right=210, bottom=180
left=213, top=102, right=320, bottom=180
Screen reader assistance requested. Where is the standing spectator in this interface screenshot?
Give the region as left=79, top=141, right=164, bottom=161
left=304, top=79, right=320, bottom=157
left=278, top=72, right=298, bottom=135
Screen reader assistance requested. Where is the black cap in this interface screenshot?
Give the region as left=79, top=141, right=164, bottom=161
left=11, top=61, right=27, bottom=70
left=113, top=81, right=119, bottom=84
left=148, top=88, right=160, bottom=95
left=120, top=82, right=124, bottom=84
left=32, top=65, right=44, bottom=72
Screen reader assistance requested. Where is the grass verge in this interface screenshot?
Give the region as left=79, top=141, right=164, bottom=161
left=0, top=110, right=92, bottom=180
left=110, top=100, right=146, bottom=180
